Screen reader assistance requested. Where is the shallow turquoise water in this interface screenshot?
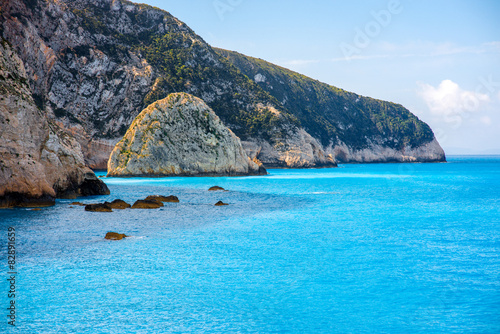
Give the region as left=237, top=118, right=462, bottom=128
left=1, top=156, right=499, bottom=333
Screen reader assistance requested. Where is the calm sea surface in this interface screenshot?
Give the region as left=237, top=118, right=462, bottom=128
left=1, top=156, right=499, bottom=333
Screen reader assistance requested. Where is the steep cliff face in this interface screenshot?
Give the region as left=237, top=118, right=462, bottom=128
left=1, top=0, right=157, bottom=169
left=1, top=0, right=443, bottom=168
left=326, top=138, right=445, bottom=163
left=1, top=0, right=313, bottom=168
left=108, top=93, right=265, bottom=176
left=216, top=49, right=446, bottom=163
left=0, top=39, right=109, bottom=208
left=242, top=127, right=337, bottom=168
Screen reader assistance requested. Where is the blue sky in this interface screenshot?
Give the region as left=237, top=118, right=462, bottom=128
left=139, top=0, right=500, bottom=154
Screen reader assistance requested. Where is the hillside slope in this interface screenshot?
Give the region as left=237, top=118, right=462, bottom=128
left=216, top=48, right=445, bottom=163
left=1, top=0, right=444, bottom=168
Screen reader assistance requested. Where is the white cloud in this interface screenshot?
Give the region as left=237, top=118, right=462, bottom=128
left=417, top=80, right=490, bottom=118
left=480, top=116, right=492, bottom=126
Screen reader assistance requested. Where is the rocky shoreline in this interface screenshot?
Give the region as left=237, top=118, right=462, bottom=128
left=0, top=0, right=446, bottom=207
left=0, top=40, right=109, bottom=208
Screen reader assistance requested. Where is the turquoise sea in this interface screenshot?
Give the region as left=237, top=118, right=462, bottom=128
left=1, top=156, right=499, bottom=333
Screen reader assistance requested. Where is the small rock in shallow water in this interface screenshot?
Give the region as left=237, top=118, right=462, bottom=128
left=105, top=232, right=127, bottom=240
left=131, top=200, right=164, bottom=209
left=108, top=199, right=131, bottom=209
left=70, top=202, right=85, bottom=206
left=85, top=203, right=113, bottom=212
left=209, top=186, right=225, bottom=191
left=145, top=195, right=179, bottom=203
left=215, top=201, right=229, bottom=206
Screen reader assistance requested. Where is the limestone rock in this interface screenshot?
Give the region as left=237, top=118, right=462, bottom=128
left=217, top=48, right=446, bottom=164
left=108, top=199, right=131, bottom=209
left=327, top=138, right=446, bottom=163
left=108, top=93, right=266, bottom=177
left=0, top=0, right=444, bottom=168
left=85, top=203, right=113, bottom=212
left=145, top=195, right=179, bottom=203
left=131, top=200, right=163, bottom=209
left=0, top=39, right=109, bottom=208
left=105, top=232, right=128, bottom=240
left=209, top=186, right=226, bottom=191
left=242, top=128, right=338, bottom=168
left=252, top=157, right=268, bottom=174
left=1, top=0, right=300, bottom=170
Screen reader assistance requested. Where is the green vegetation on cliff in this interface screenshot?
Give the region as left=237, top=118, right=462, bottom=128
left=136, top=32, right=299, bottom=141
left=67, top=1, right=432, bottom=150
left=69, top=2, right=297, bottom=142
left=215, top=48, right=434, bottom=150
left=16, top=0, right=437, bottom=158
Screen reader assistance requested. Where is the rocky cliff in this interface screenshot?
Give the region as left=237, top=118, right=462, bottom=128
left=1, top=0, right=444, bottom=169
left=108, top=93, right=265, bottom=176
left=216, top=49, right=446, bottom=163
left=0, top=39, right=109, bottom=208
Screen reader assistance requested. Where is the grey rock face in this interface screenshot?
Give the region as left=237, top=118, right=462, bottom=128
left=2, top=0, right=156, bottom=169
left=0, top=39, right=109, bottom=208
left=1, top=0, right=444, bottom=168
left=242, top=129, right=337, bottom=168
left=108, top=93, right=265, bottom=176
left=327, top=138, right=446, bottom=163
left=1, top=0, right=334, bottom=169
left=216, top=48, right=447, bottom=164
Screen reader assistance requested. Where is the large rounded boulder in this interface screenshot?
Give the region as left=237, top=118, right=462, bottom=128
left=107, top=93, right=266, bottom=177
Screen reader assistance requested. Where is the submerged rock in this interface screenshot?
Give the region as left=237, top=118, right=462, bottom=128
left=209, top=186, right=226, bottom=191
left=85, top=203, right=113, bottom=212
left=131, top=200, right=164, bottom=209
left=105, top=232, right=128, bottom=240
left=108, top=199, right=131, bottom=209
left=145, top=195, right=179, bottom=203
left=215, top=201, right=229, bottom=206
left=107, top=93, right=266, bottom=177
